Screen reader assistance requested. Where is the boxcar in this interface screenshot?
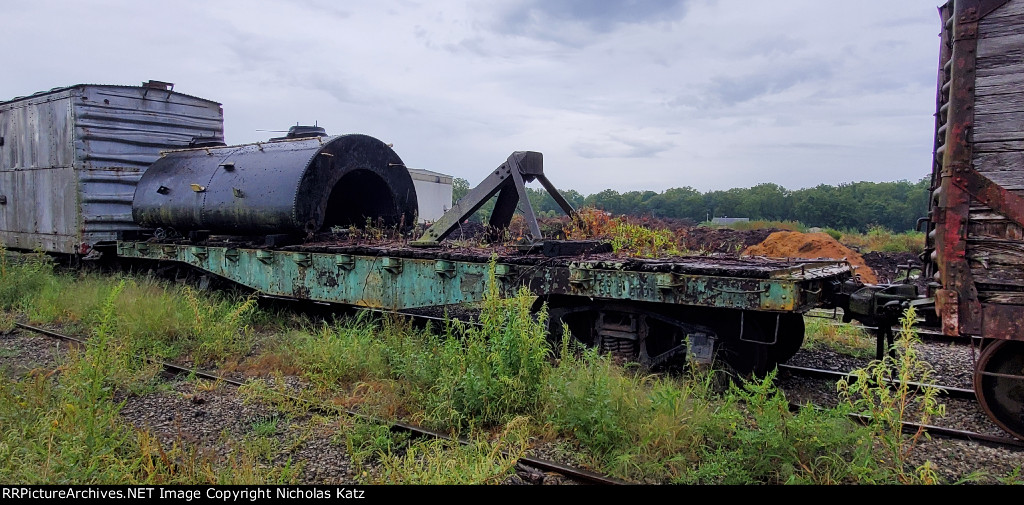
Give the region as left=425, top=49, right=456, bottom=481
left=0, top=81, right=223, bottom=254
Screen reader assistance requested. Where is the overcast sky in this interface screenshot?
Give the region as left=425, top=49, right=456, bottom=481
left=2, top=0, right=945, bottom=195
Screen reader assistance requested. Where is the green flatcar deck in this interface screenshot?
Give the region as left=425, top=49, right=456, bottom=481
left=117, top=239, right=852, bottom=314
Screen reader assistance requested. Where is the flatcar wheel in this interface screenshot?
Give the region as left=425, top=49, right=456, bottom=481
left=548, top=305, right=600, bottom=348
left=974, top=339, right=1024, bottom=440
left=715, top=337, right=770, bottom=377
left=765, top=313, right=805, bottom=365
left=535, top=296, right=695, bottom=366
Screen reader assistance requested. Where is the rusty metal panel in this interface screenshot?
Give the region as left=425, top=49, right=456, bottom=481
left=931, top=0, right=989, bottom=336
left=0, top=84, right=224, bottom=253
left=0, top=89, right=75, bottom=170
left=73, top=86, right=223, bottom=170
left=982, top=303, right=1024, bottom=340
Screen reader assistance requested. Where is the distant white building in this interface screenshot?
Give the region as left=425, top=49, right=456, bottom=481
left=407, top=168, right=454, bottom=223
left=711, top=217, right=749, bottom=225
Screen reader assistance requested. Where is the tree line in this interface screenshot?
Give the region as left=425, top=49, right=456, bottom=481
left=453, top=176, right=932, bottom=232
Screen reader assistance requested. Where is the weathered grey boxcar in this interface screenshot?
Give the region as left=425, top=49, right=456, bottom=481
left=0, top=81, right=223, bottom=254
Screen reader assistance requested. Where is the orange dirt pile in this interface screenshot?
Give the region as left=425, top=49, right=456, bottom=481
left=742, top=231, right=877, bottom=284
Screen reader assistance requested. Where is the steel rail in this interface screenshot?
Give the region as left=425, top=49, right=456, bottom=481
left=13, top=322, right=625, bottom=485
left=780, top=364, right=1024, bottom=450
left=777, top=363, right=977, bottom=400
left=804, top=310, right=976, bottom=345
left=846, top=413, right=1024, bottom=450
left=21, top=318, right=1024, bottom=470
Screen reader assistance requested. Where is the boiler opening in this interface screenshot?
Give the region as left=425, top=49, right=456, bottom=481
left=322, top=170, right=398, bottom=230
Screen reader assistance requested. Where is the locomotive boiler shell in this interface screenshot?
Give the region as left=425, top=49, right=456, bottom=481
left=133, top=134, right=418, bottom=235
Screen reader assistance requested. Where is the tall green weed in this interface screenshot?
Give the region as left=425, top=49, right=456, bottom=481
left=424, top=266, right=550, bottom=430
left=838, top=307, right=945, bottom=484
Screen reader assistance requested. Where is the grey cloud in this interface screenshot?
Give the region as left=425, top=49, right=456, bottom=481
left=738, top=36, right=806, bottom=58
left=704, top=58, right=836, bottom=107
left=222, top=29, right=284, bottom=66
left=300, top=0, right=352, bottom=19
left=573, top=135, right=674, bottom=159
left=442, top=36, right=492, bottom=57
left=301, top=73, right=355, bottom=104
left=499, top=0, right=690, bottom=45
left=763, top=142, right=854, bottom=151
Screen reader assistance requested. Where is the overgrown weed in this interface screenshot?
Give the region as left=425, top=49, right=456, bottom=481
left=838, top=307, right=945, bottom=484
left=374, top=417, right=529, bottom=484
left=563, top=207, right=683, bottom=257
left=804, top=317, right=875, bottom=358
left=423, top=264, right=549, bottom=430
left=838, top=225, right=925, bottom=254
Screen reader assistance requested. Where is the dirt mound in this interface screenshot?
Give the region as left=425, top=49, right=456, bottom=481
left=742, top=231, right=877, bottom=283
left=681, top=227, right=778, bottom=254
left=862, top=251, right=925, bottom=287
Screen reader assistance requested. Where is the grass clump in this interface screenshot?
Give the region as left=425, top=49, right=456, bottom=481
left=339, top=417, right=411, bottom=469
left=284, top=314, right=388, bottom=392
left=804, top=316, right=875, bottom=358
left=423, top=268, right=550, bottom=430
left=375, top=417, right=529, bottom=484
left=608, top=222, right=681, bottom=258
left=0, top=249, right=262, bottom=364
left=184, top=287, right=258, bottom=363
left=564, top=207, right=683, bottom=257
left=838, top=225, right=925, bottom=254
left=838, top=307, right=945, bottom=484
left=715, top=219, right=806, bottom=232
left=683, top=371, right=871, bottom=484
left=0, top=310, right=14, bottom=334
left=542, top=339, right=876, bottom=484
left=542, top=344, right=708, bottom=481
left=0, top=248, right=54, bottom=312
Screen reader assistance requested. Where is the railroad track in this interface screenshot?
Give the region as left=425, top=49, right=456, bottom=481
left=778, top=363, right=977, bottom=401
left=305, top=306, right=1024, bottom=453
left=16, top=308, right=1024, bottom=476
left=805, top=309, right=976, bottom=346
left=779, top=363, right=1024, bottom=450
left=11, top=321, right=625, bottom=486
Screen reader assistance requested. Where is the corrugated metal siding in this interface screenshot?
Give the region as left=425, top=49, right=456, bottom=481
left=0, top=84, right=224, bottom=253
left=74, top=86, right=223, bottom=169
left=73, top=86, right=223, bottom=245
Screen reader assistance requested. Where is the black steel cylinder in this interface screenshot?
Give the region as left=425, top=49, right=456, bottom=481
left=133, top=134, right=418, bottom=235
